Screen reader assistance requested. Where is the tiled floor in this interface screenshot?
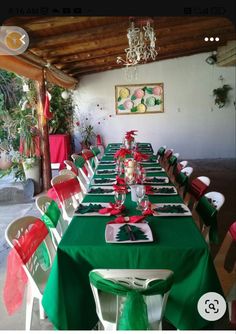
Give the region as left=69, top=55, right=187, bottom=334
left=0, top=159, right=235, bottom=330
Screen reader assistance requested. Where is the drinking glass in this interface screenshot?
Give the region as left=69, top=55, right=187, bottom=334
left=114, top=191, right=126, bottom=209
left=135, top=185, right=146, bottom=210
left=140, top=195, right=150, bottom=212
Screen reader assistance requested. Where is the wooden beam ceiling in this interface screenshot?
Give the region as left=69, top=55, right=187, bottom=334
left=3, top=16, right=236, bottom=80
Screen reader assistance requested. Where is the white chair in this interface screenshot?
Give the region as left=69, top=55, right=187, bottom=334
left=36, top=195, right=68, bottom=248
left=5, top=216, right=56, bottom=330
left=179, top=160, right=188, bottom=169
left=204, top=191, right=225, bottom=211
left=89, top=269, right=174, bottom=331
left=71, top=153, right=93, bottom=184
left=62, top=161, right=88, bottom=194
left=184, top=176, right=211, bottom=208
left=181, top=166, right=193, bottom=177
left=195, top=191, right=225, bottom=245
left=82, top=149, right=96, bottom=174
left=90, top=145, right=101, bottom=166
left=51, top=174, right=83, bottom=221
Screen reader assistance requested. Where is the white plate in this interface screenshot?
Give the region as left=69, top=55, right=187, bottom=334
left=146, top=186, right=177, bottom=195
left=105, top=222, right=153, bottom=243
left=151, top=203, right=192, bottom=216
left=144, top=176, right=169, bottom=184
left=140, top=161, right=158, bottom=165
left=99, top=161, right=116, bottom=166
left=96, top=169, right=117, bottom=175
left=74, top=202, right=111, bottom=216
left=143, top=166, right=165, bottom=172
left=87, top=186, right=115, bottom=195
left=91, top=178, right=116, bottom=186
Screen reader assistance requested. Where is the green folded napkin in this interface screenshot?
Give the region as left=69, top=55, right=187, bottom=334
left=144, top=177, right=166, bottom=183
left=154, top=204, right=188, bottom=213
left=94, top=178, right=114, bottom=184
left=100, top=161, right=115, bottom=165
left=75, top=203, right=105, bottom=214
left=97, top=170, right=115, bottom=174
left=116, top=224, right=149, bottom=241
left=88, top=187, right=114, bottom=194
left=145, top=167, right=162, bottom=171
left=152, top=187, right=175, bottom=194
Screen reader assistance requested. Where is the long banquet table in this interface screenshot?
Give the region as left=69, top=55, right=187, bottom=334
left=42, top=143, right=223, bottom=330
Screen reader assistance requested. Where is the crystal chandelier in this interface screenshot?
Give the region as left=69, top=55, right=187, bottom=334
left=117, top=18, right=158, bottom=68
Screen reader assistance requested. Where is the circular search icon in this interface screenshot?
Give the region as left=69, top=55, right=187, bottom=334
left=197, top=292, right=227, bottom=321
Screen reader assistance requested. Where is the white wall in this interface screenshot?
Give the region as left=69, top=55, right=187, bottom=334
left=72, top=52, right=236, bottom=159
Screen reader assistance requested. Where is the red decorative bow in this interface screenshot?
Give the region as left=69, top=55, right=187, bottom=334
left=116, top=176, right=126, bottom=185
left=134, top=151, right=150, bottom=161
left=107, top=215, right=145, bottom=224
left=145, top=185, right=154, bottom=195
left=114, top=148, right=131, bottom=159
left=113, top=184, right=128, bottom=193
left=99, top=203, right=125, bottom=215
left=141, top=201, right=153, bottom=216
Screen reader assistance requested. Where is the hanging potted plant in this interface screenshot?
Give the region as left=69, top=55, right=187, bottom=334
left=213, top=84, right=232, bottom=108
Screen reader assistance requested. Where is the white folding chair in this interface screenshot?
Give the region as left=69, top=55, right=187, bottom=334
left=51, top=174, right=83, bottom=222
left=89, top=269, right=174, bottom=331
left=36, top=195, right=68, bottom=248
left=5, top=216, right=56, bottom=330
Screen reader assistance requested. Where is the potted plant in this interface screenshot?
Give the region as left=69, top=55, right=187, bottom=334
left=17, top=108, right=42, bottom=193
left=213, top=84, right=232, bottom=108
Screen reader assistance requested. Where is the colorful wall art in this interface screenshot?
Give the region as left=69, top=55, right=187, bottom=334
left=115, top=83, right=164, bottom=115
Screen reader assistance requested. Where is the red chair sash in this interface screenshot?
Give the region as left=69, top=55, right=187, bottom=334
left=3, top=219, right=48, bottom=315
left=189, top=178, right=208, bottom=200
left=164, top=150, right=173, bottom=160
left=53, top=178, right=81, bottom=202
left=229, top=222, right=236, bottom=241
left=82, top=150, right=95, bottom=160
left=66, top=161, right=78, bottom=176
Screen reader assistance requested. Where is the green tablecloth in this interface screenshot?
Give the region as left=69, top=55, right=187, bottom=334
left=42, top=143, right=223, bottom=330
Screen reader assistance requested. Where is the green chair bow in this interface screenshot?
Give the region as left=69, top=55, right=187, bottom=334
left=74, top=155, right=86, bottom=168
left=168, top=155, right=177, bottom=166
left=41, top=200, right=61, bottom=229
left=196, top=196, right=218, bottom=243
left=157, top=147, right=166, bottom=157
left=89, top=271, right=174, bottom=330
left=91, top=146, right=101, bottom=156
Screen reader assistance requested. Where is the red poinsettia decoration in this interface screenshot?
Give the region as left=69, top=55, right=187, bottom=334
left=113, top=184, right=128, bottom=193
left=133, top=151, right=150, bottom=162
left=125, top=129, right=138, bottom=142
left=114, top=148, right=131, bottom=159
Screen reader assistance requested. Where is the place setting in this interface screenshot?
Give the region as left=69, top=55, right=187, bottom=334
left=96, top=169, right=117, bottom=176
left=90, top=178, right=117, bottom=186
left=143, top=176, right=169, bottom=185
left=151, top=203, right=192, bottom=216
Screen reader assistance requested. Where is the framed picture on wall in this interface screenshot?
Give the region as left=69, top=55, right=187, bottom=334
left=115, top=83, right=164, bottom=115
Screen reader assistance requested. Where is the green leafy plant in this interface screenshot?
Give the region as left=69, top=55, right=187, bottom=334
left=81, top=124, right=96, bottom=148
left=213, top=84, right=232, bottom=108
left=47, top=85, right=73, bottom=134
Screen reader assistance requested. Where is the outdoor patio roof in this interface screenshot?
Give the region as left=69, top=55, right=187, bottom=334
left=3, top=16, right=236, bottom=80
